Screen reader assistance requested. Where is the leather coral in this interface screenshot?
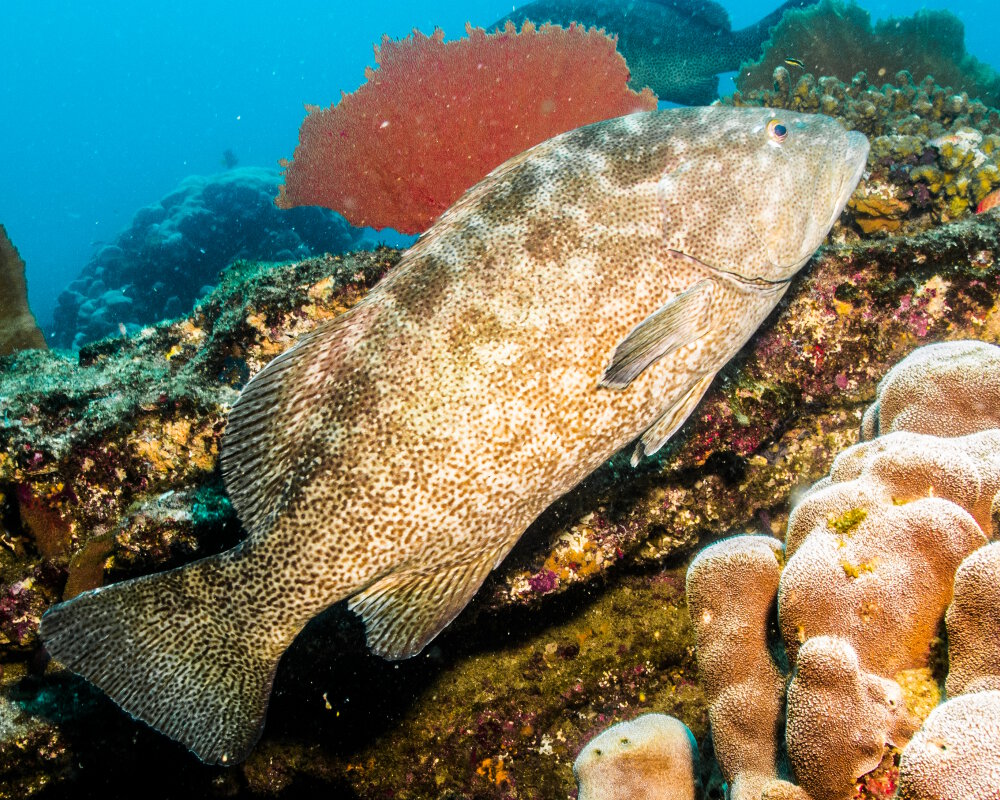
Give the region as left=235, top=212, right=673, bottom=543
left=276, top=21, right=658, bottom=234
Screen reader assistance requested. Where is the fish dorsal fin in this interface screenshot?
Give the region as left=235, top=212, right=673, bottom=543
left=348, top=549, right=504, bottom=659
left=221, top=303, right=376, bottom=538
left=599, top=278, right=714, bottom=390
left=646, top=0, right=731, bottom=31
left=631, top=372, right=715, bottom=466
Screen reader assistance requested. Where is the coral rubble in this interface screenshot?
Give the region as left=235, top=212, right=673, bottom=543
left=276, top=22, right=657, bottom=234
left=51, top=167, right=363, bottom=349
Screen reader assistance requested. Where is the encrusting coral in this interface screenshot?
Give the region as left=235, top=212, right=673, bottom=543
left=784, top=636, right=917, bottom=800
left=0, top=225, right=46, bottom=357
left=736, top=0, right=1000, bottom=108
left=276, top=22, right=656, bottom=234
left=896, top=690, right=1000, bottom=800
left=944, top=542, right=1000, bottom=696
left=573, top=713, right=697, bottom=800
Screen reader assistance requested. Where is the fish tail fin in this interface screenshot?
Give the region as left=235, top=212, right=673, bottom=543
left=40, top=552, right=290, bottom=764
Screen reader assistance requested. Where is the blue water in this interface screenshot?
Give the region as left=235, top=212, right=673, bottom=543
left=1, top=0, right=997, bottom=330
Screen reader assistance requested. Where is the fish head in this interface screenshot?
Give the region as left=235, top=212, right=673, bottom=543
left=658, top=107, right=869, bottom=284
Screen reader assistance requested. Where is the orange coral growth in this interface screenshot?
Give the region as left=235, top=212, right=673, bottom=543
left=978, top=188, right=1000, bottom=214
left=276, top=21, right=658, bottom=234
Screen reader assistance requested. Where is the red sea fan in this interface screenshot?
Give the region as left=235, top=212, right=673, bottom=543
left=275, top=21, right=658, bottom=234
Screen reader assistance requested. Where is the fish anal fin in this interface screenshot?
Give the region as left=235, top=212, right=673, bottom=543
left=348, top=551, right=502, bottom=660
left=631, top=372, right=715, bottom=466
left=600, top=279, right=714, bottom=390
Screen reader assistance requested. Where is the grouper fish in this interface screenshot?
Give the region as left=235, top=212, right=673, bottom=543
left=492, top=0, right=819, bottom=105
left=40, top=107, right=869, bottom=764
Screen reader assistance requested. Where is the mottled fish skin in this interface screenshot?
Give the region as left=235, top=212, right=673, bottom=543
left=40, top=107, right=869, bottom=765
left=492, top=0, right=819, bottom=105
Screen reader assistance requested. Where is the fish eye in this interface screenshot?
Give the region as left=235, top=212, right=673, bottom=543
left=767, top=119, right=788, bottom=143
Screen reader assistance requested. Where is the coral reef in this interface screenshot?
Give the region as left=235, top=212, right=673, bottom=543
left=0, top=225, right=46, bottom=356
left=896, top=690, right=1000, bottom=800
left=276, top=22, right=657, bottom=234
left=573, top=713, right=697, bottom=800
left=725, top=71, right=1000, bottom=234
left=780, top=491, right=985, bottom=675
left=686, top=339, right=1000, bottom=800
left=784, top=636, right=917, bottom=800
left=944, top=542, right=1000, bottom=696
left=1, top=199, right=1000, bottom=794
left=51, top=167, right=362, bottom=349
left=736, top=1, right=1000, bottom=108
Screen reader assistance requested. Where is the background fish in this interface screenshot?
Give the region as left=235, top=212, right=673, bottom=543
left=491, top=0, right=819, bottom=104
left=40, top=107, right=868, bottom=765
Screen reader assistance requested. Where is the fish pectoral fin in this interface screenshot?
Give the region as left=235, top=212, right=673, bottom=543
left=348, top=550, right=503, bottom=660
left=631, top=372, right=716, bottom=467
left=600, top=278, right=714, bottom=390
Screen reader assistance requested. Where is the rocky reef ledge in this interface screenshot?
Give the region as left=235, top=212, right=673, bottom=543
left=2, top=211, right=1000, bottom=797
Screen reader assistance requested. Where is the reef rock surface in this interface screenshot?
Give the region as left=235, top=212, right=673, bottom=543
left=50, top=167, right=363, bottom=350
left=0, top=205, right=998, bottom=796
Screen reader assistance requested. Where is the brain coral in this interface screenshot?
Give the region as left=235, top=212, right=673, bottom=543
left=779, top=495, right=985, bottom=676
left=573, top=713, right=697, bottom=800
left=786, top=429, right=1000, bottom=556
left=861, top=340, right=1000, bottom=439
left=685, top=535, right=788, bottom=798
left=785, top=636, right=917, bottom=800
left=945, top=542, right=1000, bottom=697
left=896, top=690, right=1000, bottom=800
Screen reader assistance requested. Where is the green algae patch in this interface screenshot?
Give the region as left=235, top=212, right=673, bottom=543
left=242, top=566, right=704, bottom=800
left=828, top=507, right=869, bottom=536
